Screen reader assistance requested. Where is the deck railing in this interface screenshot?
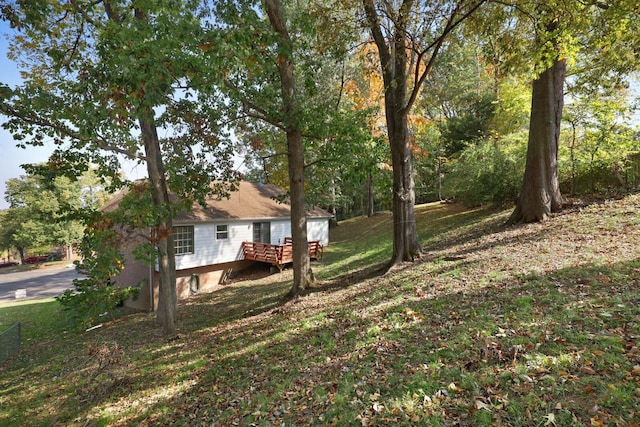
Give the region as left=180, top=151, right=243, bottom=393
left=242, top=241, right=292, bottom=265
left=242, top=238, right=323, bottom=271
left=283, top=238, right=323, bottom=260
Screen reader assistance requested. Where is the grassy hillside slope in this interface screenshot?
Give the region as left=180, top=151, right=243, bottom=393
left=1, top=196, right=640, bottom=426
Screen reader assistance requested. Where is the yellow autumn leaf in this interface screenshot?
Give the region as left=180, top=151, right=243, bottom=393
left=474, top=399, right=491, bottom=411
left=544, top=412, right=556, bottom=426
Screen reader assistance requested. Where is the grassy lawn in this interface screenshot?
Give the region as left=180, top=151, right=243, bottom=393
left=1, top=195, right=640, bottom=426
left=0, top=260, right=74, bottom=275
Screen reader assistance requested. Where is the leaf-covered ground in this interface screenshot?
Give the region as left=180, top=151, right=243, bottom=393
left=1, top=195, right=640, bottom=426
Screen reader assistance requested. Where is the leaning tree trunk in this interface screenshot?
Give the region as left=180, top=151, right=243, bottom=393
left=509, top=58, right=565, bottom=224
left=265, top=0, right=314, bottom=297
left=139, top=111, right=177, bottom=337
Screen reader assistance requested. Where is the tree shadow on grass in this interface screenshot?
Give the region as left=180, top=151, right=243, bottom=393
left=303, top=261, right=389, bottom=296
left=6, top=197, right=640, bottom=426
left=182, top=195, right=638, bottom=337
left=178, top=259, right=390, bottom=328
left=101, top=257, right=640, bottom=427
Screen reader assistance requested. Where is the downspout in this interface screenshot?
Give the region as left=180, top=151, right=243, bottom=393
left=149, top=263, right=154, bottom=312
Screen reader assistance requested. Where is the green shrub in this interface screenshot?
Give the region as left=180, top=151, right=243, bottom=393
left=55, top=211, right=139, bottom=329
left=445, top=132, right=527, bottom=206
left=56, top=278, right=138, bottom=328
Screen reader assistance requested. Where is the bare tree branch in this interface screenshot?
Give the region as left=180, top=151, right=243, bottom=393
left=404, top=0, right=488, bottom=114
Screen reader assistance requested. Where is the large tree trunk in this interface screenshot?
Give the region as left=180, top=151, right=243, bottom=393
left=509, top=58, right=565, bottom=224
left=388, top=109, right=421, bottom=264
left=265, top=0, right=314, bottom=297
left=139, top=111, right=177, bottom=336
left=383, top=54, right=421, bottom=265
left=361, top=0, right=486, bottom=264
left=363, top=0, right=422, bottom=268
left=287, top=127, right=315, bottom=297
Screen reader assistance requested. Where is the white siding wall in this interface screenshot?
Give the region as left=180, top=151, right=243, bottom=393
left=307, top=218, right=329, bottom=245
left=173, top=217, right=330, bottom=270
left=270, top=218, right=329, bottom=246
left=271, top=220, right=290, bottom=245
left=174, top=222, right=253, bottom=270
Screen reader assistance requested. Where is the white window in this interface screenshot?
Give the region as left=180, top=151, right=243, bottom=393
left=173, top=225, right=194, bottom=255
left=216, top=224, right=229, bottom=240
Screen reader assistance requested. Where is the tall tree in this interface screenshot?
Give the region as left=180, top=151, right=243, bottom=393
left=0, top=168, right=96, bottom=263
left=508, top=14, right=566, bottom=223
left=264, top=0, right=314, bottom=296
left=0, top=1, right=235, bottom=335
left=506, top=1, right=640, bottom=223
left=211, top=0, right=356, bottom=296
left=361, top=0, right=486, bottom=267
left=0, top=207, right=46, bottom=264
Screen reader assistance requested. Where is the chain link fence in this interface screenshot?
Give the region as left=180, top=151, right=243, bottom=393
left=1, top=322, right=21, bottom=364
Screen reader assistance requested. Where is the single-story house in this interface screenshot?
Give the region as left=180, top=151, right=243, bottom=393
left=102, top=181, right=332, bottom=311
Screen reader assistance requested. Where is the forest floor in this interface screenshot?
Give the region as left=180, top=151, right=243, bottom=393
left=1, top=194, right=640, bottom=426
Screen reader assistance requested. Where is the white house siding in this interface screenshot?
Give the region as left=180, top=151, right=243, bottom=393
left=270, top=219, right=290, bottom=244
left=174, top=222, right=252, bottom=270
left=307, top=218, right=329, bottom=245
left=268, top=218, right=329, bottom=246
left=172, top=216, right=330, bottom=271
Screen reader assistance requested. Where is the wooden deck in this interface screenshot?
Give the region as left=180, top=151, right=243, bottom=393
left=242, top=238, right=323, bottom=271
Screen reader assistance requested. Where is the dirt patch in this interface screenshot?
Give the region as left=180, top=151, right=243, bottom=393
left=225, top=262, right=277, bottom=283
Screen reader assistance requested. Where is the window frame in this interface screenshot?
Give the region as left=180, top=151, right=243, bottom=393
left=216, top=224, right=229, bottom=240
left=173, top=225, right=194, bottom=256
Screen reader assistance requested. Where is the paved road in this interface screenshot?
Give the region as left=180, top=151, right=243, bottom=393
left=0, top=266, right=84, bottom=303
